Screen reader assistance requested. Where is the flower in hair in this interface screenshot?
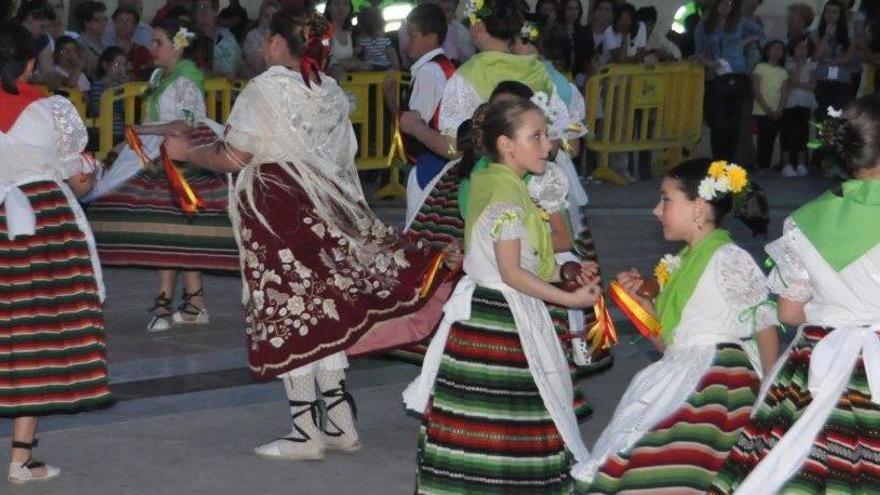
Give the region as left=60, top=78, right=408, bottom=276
left=464, top=0, right=492, bottom=25
left=827, top=106, right=842, bottom=118
left=520, top=21, right=540, bottom=43
left=697, top=160, right=748, bottom=201
left=530, top=91, right=570, bottom=141
left=172, top=27, right=195, bottom=51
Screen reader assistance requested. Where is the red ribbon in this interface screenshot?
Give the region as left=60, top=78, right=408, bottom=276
left=300, top=56, right=323, bottom=89
left=159, top=143, right=204, bottom=215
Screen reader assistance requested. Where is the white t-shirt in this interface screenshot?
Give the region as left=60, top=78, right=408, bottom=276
left=601, top=22, right=647, bottom=64
left=408, top=48, right=449, bottom=123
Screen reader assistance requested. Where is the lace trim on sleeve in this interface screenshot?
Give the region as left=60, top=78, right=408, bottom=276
left=173, top=77, right=207, bottom=121
left=765, top=217, right=812, bottom=302
left=439, top=74, right=482, bottom=138
left=527, top=162, right=569, bottom=213
left=49, top=96, right=88, bottom=178
left=714, top=244, right=779, bottom=336
left=481, top=202, right=526, bottom=242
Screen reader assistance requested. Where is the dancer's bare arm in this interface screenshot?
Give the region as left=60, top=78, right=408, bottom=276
left=165, top=134, right=253, bottom=173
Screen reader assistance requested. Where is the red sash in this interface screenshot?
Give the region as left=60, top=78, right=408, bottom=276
left=427, top=54, right=456, bottom=131
left=0, top=83, right=46, bottom=133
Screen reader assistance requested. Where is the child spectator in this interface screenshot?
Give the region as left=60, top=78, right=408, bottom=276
left=781, top=35, right=817, bottom=177
left=396, top=3, right=456, bottom=221
left=354, top=7, right=399, bottom=71
left=53, top=35, right=90, bottom=91
left=637, top=6, right=681, bottom=63
left=88, top=46, right=129, bottom=139
left=751, top=39, right=788, bottom=172
left=602, top=2, right=646, bottom=64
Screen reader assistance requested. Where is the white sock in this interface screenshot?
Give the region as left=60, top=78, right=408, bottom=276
left=280, top=372, right=322, bottom=442
left=315, top=368, right=358, bottom=437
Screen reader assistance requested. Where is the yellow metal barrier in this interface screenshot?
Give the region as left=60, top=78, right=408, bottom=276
left=88, top=72, right=406, bottom=201
left=93, top=78, right=243, bottom=159
left=340, top=71, right=409, bottom=200
left=585, top=62, right=705, bottom=185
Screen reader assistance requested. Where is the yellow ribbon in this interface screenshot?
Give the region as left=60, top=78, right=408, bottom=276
left=584, top=294, right=618, bottom=352
left=387, top=114, right=409, bottom=168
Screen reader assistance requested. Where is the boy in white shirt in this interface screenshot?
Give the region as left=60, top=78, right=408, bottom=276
left=395, top=3, right=457, bottom=221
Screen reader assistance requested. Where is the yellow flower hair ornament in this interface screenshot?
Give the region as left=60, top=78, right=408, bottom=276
left=520, top=21, right=540, bottom=44
left=698, top=160, right=749, bottom=201
left=464, top=0, right=492, bottom=25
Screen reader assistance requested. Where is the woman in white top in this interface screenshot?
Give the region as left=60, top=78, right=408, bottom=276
left=582, top=158, right=779, bottom=494
left=710, top=94, right=880, bottom=495
left=86, top=19, right=238, bottom=333
left=324, top=0, right=367, bottom=76
left=0, top=23, right=111, bottom=485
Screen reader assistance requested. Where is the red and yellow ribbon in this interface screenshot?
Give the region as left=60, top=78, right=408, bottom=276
left=159, top=143, right=203, bottom=215
left=125, top=126, right=151, bottom=169
left=584, top=294, right=618, bottom=352
left=418, top=252, right=446, bottom=298
left=607, top=280, right=661, bottom=338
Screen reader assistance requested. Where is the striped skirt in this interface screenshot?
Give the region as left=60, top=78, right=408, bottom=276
left=416, top=286, right=574, bottom=495
left=402, top=165, right=612, bottom=384
left=583, top=343, right=760, bottom=494
left=0, top=180, right=111, bottom=417
left=86, top=166, right=238, bottom=272
left=710, top=326, right=880, bottom=494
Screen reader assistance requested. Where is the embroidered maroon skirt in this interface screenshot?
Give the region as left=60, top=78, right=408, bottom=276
left=237, top=163, right=451, bottom=379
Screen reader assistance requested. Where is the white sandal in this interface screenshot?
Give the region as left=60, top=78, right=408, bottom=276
left=7, top=440, right=60, bottom=485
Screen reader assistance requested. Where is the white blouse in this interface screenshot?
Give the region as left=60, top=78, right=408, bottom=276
left=0, top=96, right=88, bottom=183
left=766, top=216, right=880, bottom=326
left=586, top=243, right=776, bottom=481
left=438, top=73, right=570, bottom=139
left=147, top=72, right=207, bottom=124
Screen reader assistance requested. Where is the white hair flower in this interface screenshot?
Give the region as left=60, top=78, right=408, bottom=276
left=698, top=177, right=718, bottom=201
left=827, top=106, right=842, bottom=118
left=172, top=27, right=196, bottom=51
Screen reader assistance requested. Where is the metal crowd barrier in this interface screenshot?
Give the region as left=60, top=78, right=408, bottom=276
left=92, top=78, right=245, bottom=159
left=339, top=70, right=410, bottom=200
left=585, top=62, right=705, bottom=185
left=76, top=72, right=408, bottom=201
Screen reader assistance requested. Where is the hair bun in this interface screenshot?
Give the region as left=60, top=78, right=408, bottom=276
left=819, top=115, right=860, bottom=163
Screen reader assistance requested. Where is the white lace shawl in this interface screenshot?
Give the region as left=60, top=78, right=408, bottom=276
left=224, top=66, right=386, bottom=263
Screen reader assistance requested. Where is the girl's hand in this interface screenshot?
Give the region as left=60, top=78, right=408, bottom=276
left=566, top=283, right=601, bottom=309
left=441, top=240, right=464, bottom=271
left=616, top=269, right=654, bottom=306
left=164, top=133, right=193, bottom=162
left=575, top=261, right=599, bottom=286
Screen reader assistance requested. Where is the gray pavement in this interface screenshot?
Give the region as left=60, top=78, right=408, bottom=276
left=0, top=173, right=834, bottom=494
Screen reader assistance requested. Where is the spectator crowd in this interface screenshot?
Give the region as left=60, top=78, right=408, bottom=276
left=4, top=0, right=880, bottom=179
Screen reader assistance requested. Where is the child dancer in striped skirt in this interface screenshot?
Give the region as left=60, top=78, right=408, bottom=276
left=0, top=24, right=111, bottom=485
left=405, top=99, right=601, bottom=493
left=580, top=158, right=779, bottom=494
left=709, top=95, right=880, bottom=494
